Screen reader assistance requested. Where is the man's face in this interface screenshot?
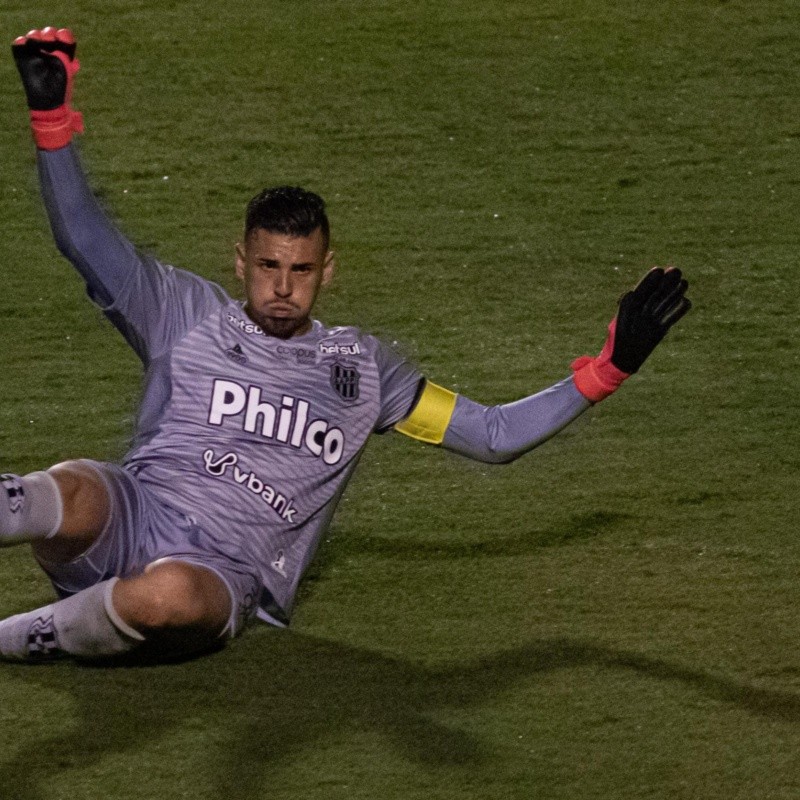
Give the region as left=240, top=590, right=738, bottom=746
left=235, top=227, right=334, bottom=339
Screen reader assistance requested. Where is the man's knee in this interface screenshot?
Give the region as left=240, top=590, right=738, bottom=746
left=48, top=461, right=110, bottom=536
left=29, top=461, right=110, bottom=563
left=113, top=561, right=232, bottom=640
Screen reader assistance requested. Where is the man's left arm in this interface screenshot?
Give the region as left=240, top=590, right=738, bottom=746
left=394, top=267, right=691, bottom=463
left=396, top=376, right=589, bottom=464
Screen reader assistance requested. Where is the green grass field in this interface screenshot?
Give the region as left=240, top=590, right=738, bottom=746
left=0, top=1, right=798, bottom=797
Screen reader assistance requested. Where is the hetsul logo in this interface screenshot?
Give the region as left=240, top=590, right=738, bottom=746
left=319, top=341, right=361, bottom=356
left=226, top=312, right=266, bottom=336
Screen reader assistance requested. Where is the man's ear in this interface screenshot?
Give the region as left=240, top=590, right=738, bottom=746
left=234, top=242, right=247, bottom=282
left=321, top=250, right=336, bottom=286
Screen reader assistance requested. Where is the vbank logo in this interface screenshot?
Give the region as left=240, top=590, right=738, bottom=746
left=202, top=449, right=298, bottom=522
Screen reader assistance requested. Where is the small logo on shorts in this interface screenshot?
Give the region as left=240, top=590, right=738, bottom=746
left=236, top=592, right=258, bottom=633
left=271, top=551, right=287, bottom=577
left=0, top=474, right=24, bottom=513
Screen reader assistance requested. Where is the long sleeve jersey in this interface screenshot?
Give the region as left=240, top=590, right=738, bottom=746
left=38, top=144, right=590, bottom=622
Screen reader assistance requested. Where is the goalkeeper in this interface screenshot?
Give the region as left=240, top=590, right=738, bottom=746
left=0, top=28, right=690, bottom=662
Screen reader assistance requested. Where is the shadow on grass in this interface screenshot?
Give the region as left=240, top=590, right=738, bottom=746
left=1, top=633, right=798, bottom=798
left=323, top=511, right=630, bottom=562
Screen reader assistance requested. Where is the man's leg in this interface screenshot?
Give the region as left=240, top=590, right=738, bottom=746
left=0, top=461, right=232, bottom=661
left=113, top=560, right=232, bottom=658
left=0, top=460, right=109, bottom=556
left=0, top=460, right=119, bottom=659
left=0, top=560, right=231, bottom=661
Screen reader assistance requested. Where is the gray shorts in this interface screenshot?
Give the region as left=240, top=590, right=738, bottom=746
left=35, top=460, right=260, bottom=637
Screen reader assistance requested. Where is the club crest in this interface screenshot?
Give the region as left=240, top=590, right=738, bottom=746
left=27, top=614, right=60, bottom=659
left=331, top=363, right=360, bottom=401
left=0, top=474, right=24, bottom=513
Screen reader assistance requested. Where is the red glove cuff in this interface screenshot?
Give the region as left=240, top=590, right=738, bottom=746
left=571, top=355, right=629, bottom=403
left=571, top=318, right=630, bottom=403
left=29, top=106, right=83, bottom=150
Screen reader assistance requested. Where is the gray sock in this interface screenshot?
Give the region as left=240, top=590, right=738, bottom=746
left=0, top=471, right=63, bottom=545
left=0, top=578, right=144, bottom=661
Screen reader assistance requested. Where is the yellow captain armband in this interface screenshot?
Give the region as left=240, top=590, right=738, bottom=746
left=394, top=381, right=458, bottom=445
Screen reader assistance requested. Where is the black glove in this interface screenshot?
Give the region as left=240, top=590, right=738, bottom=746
left=572, top=267, right=691, bottom=403
left=611, top=267, right=691, bottom=374
left=12, top=27, right=83, bottom=149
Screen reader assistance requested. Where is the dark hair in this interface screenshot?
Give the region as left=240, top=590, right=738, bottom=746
left=245, top=186, right=330, bottom=250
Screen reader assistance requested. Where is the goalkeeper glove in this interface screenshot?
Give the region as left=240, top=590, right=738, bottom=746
left=572, top=267, right=691, bottom=402
left=12, top=27, right=83, bottom=150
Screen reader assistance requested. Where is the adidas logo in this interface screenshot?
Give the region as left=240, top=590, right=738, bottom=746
left=225, top=343, right=248, bottom=365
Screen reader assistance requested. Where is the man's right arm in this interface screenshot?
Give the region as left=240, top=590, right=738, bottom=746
left=13, top=27, right=131, bottom=306
left=14, top=28, right=225, bottom=363
left=36, top=142, right=225, bottom=364
left=38, top=143, right=138, bottom=308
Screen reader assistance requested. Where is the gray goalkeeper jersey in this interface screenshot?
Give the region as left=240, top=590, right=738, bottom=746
left=39, top=146, right=422, bottom=622
left=123, top=283, right=421, bottom=622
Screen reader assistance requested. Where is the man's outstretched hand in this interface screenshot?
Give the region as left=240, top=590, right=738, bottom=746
left=12, top=27, right=83, bottom=150
left=572, top=267, right=691, bottom=403
left=612, top=267, right=691, bottom=374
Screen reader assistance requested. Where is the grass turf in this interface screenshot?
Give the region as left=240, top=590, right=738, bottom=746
left=0, top=1, right=799, bottom=798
